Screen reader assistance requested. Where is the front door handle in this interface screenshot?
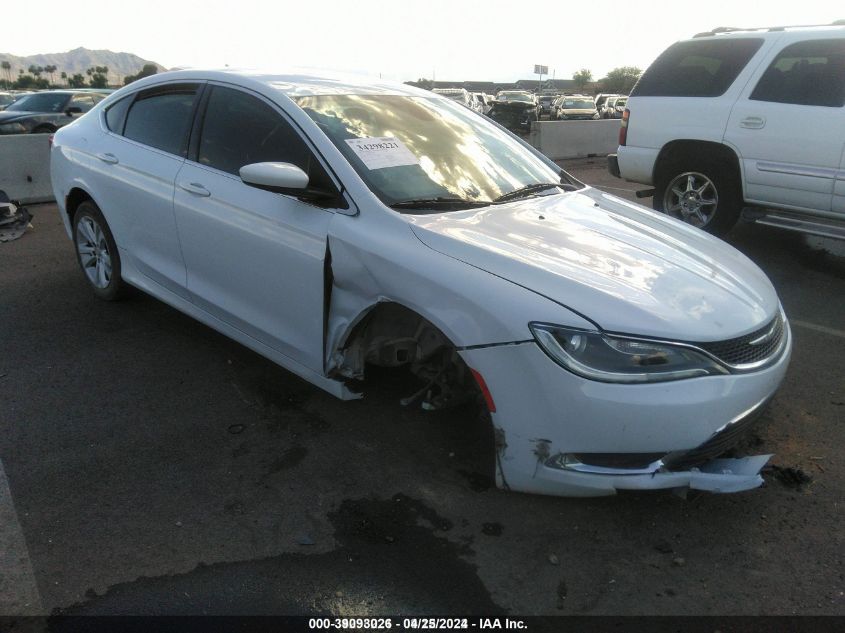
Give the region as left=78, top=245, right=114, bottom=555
left=96, top=152, right=119, bottom=164
left=740, top=116, right=766, bottom=129
left=178, top=182, right=211, bottom=197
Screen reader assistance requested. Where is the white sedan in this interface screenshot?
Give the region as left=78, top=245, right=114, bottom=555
left=50, top=69, right=791, bottom=497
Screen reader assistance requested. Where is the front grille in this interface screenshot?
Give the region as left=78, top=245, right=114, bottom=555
left=663, top=402, right=767, bottom=471
left=698, top=312, right=785, bottom=367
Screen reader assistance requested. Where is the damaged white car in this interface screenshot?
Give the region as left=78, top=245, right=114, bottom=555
left=50, top=70, right=791, bottom=497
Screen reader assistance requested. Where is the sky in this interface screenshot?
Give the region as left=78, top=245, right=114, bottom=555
left=2, top=0, right=842, bottom=83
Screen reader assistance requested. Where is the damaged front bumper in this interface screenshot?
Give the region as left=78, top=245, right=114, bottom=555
left=539, top=454, right=772, bottom=496
left=459, top=327, right=791, bottom=497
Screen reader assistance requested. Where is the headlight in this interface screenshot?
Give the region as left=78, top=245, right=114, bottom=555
left=529, top=323, right=729, bottom=383
left=0, top=122, right=27, bottom=134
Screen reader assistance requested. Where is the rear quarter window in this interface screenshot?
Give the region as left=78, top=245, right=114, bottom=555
left=631, top=38, right=764, bottom=97
left=104, top=95, right=133, bottom=134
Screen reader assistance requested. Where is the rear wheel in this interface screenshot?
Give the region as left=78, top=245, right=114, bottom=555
left=653, top=156, right=742, bottom=237
left=72, top=200, right=126, bottom=300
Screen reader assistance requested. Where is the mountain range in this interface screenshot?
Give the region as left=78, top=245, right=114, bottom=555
left=0, top=47, right=166, bottom=83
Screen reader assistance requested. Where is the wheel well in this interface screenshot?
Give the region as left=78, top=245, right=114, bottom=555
left=334, top=302, right=480, bottom=411
left=65, top=188, right=93, bottom=224
left=653, top=140, right=741, bottom=186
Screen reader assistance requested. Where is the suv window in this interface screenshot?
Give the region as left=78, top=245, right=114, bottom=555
left=123, top=84, right=198, bottom=156
left=197, top=86, right=313, bottom=177
left=751, top=39, right=845, bottom=107
left=631, top=38, right=764, bottom=97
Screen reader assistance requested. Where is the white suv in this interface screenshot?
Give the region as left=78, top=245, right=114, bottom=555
left=609, top=23, right=845, bottom=238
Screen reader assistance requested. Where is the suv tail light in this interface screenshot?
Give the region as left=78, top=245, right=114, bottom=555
left=619, top=109, right=630, bottom=146
left=48, top=134, right=54, bottom=148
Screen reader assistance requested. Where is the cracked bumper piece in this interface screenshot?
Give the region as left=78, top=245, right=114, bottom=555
left=459, top=329, right=790, bottom=497
left=540, top=454, right=772, bottom=495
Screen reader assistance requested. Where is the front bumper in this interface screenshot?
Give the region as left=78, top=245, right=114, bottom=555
left=459, top=323, right=791, bottom=497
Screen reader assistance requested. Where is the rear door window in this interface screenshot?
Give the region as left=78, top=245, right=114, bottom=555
left=123, top=84, right=199, bottom=156
left=631, top=38, right=764, bottom=97
left=750, top=39, right=845, bottom=107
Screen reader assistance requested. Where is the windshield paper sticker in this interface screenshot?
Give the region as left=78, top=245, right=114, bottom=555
left=345, top=136, right=419, bottom=170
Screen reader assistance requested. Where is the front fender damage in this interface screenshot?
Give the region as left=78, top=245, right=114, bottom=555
left=323, top=236, right=482, bottom=411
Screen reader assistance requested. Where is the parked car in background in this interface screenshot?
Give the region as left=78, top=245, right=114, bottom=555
left=472, top=92, right=494, bottom=115
left=490, top=90, right=539, bottom=132
left=612, top=96, right=627, bottom=118
left=432, top=88, right=477, bottom=111
left=609, top=22, right=845, bottom=238
left=51, top=69, right=790, bottom=498
left=0, top=90, right=108, bottom=134
left=0, top=92, right=22, bottom=111
left=553, top=95, right=600, bottom=120
left=538, top=94, right=557, bottom=118
left=601, top=96, right=627, bottom=118
left=594, top=93, right=621, bottom=111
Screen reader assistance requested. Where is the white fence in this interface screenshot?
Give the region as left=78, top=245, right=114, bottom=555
left=0, top=135, right=53, bottom=204
left=529, top=119, right=620, bottom=160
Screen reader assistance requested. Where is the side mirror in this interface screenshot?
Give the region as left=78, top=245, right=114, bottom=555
left=239, top=162, right=336, bottom=201
left=240, top=162, right=308, bottom=191
left=65, top=106, right=82, bottom=116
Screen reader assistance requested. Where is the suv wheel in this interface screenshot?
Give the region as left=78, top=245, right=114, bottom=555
left=72, top=200, right=126, bottom=300
left=653, top=157, right=742, bottom=236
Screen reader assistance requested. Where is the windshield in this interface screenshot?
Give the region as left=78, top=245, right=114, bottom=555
left=562, top=99, right=595, bottom=109
left=6, top=92, right=70, bottom=113
left=498, top=92, right=533, bottom=103
left=296, top=94, right=567, bottom=209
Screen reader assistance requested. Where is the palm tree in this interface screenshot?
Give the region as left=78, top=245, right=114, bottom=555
left=60, top=71, right=67, bottom=87
left=0, top=60, right=11, bottom=88
left=44, top=64, right=57, bottom=86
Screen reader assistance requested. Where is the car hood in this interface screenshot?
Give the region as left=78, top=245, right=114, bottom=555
left=407, top=188, right=778, bottom=342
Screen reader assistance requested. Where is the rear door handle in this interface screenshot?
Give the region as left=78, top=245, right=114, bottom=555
left=178, top=182, right=211, bottom=197
left=96, top=152, right=119, bottom=164
left=740, top=116, right=766, bottom=129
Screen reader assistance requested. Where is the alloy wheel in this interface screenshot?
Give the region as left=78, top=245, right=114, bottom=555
left=663, top=171, right=719, bottom=228
left=76, top=216, right=112, bottom=288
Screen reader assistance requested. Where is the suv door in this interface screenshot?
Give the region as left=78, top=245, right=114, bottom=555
left=172, top=84, right=342, bottom=372
left=93, top=83, right=202, bottom=297
left=725, top=38, right=845, bottom=213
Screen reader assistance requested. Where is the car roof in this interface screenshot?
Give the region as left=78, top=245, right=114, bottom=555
left=118, top=68, right=433, bottom=98
left=690, top=22, right=845, bottom=41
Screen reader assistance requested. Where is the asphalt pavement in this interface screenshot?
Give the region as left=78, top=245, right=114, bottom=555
left=0, top=159, right=843, bottom=616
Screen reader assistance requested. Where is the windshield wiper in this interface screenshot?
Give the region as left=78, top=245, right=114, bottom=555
left=494, top=182, right=578, bottom=203
left=390, top=197, right=492, bottom=211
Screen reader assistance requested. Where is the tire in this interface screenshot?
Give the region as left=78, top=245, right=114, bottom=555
left=653, top=155, right=742, bottom=237
left=72, top=200, right=127, bottom=300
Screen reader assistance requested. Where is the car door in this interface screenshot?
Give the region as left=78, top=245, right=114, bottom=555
left=172, top=84, right=340, bottom=372
left=91, top=82, right=202, bottom=298
left=836, top=146, right=845, bottom=215
left=725, top=38, right=845, bottom=213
